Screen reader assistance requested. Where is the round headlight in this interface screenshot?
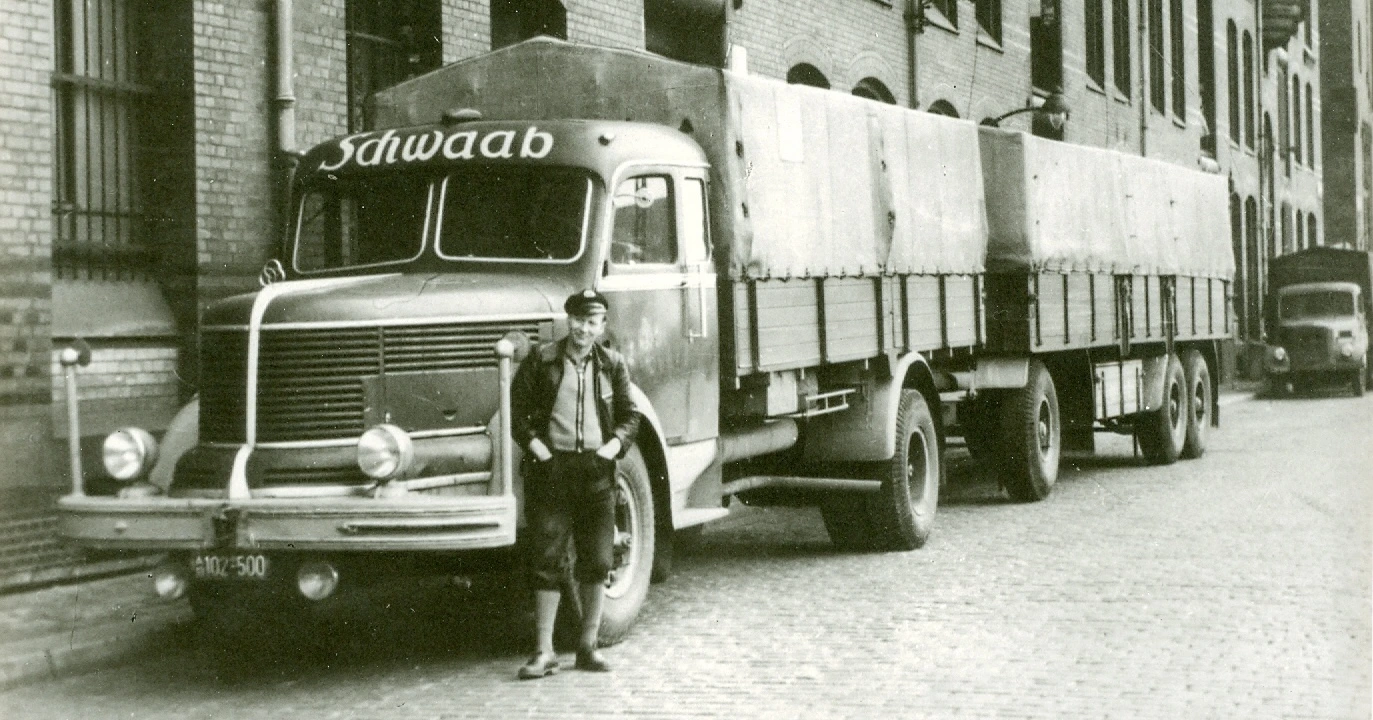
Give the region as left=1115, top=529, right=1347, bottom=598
left=151, top=561, right=188, bottom=600
left=1339, top=342, right=1355, bottom=358
left=102, top=428, right=159, bottom=482
left=357, top=424, right=414, bottom=480
left=1271, top=346, right=1288, bottom=362
left=297, top=561, right=339, bottom=601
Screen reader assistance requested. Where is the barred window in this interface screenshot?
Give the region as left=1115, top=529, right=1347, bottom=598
left=1226, top=21, right=1238, bottom=143
left=977, top=0, right=1003, bottom=45
left=1148, top=0, right=1165, bottom=112
left=1169, top=0, right=1184, bottom=118
left=346, top=0, right=442, bottom=132
left=52, top=0, right=193, bottom=281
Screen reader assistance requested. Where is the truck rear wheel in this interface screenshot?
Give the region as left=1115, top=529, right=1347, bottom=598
left=1180, top=350, right=1211, bottom=459
left=821, top=389, right=941, bottom=551
left=596, top=446, right=655, bottom=646
left=997, top=360, right=1060, bottom=502
left=1136, top=354, right=1186, bottom=465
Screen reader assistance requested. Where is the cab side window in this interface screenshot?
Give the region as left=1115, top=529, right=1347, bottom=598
left=611, top=176, right=675, bottom=265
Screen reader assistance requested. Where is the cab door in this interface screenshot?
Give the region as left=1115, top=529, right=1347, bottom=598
left=599, top=170, right=718, bottom=445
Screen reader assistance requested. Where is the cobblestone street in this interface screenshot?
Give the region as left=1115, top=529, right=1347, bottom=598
left=3, top=391, right=1370, bottom=719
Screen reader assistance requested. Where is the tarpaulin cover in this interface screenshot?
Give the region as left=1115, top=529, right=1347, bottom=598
left=979, top=127, right=1235, bottom=279
left=371, top=38, right=987, bottom=280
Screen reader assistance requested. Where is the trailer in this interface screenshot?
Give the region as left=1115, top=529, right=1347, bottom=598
left=56, top=39, right=1233, bottom=642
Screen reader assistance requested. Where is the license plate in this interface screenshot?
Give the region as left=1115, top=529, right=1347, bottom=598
left=192, top=553, right=270, bottom=581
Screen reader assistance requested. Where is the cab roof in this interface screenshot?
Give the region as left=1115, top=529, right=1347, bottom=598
left=296, top=118, right=708, bottom=185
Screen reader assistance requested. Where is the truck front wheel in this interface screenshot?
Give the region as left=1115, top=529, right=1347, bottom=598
left=821, top=389, right=941, bottom=552
left=1180, top=350, right=1211, bottom=459
left=596, top=446, right=655, bottom=646
left=1136, top=354, right=1187, bottom=465
left=997, top=360, right=1060, bottom=502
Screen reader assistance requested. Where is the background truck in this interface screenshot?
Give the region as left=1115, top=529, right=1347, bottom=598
left=1263, top=246, right=1373, bottom=395
left=57, top=39, right=1232, bottom=644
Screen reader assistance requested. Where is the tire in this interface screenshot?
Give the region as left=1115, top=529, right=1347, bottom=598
left=596, top=446, right=655, bottom=647
left=1136, top=354, right=1187, bottom=465
left=996, top=360, right=1060, bottom=502
left=820, top=389, right=941, bottom=551
left=1180, top=350, right=1211, bottom=459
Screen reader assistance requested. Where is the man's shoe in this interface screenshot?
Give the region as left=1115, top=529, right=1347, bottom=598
left=517, top=653, right=561, bottom=680
left=575, top=648, right=611, bottom=672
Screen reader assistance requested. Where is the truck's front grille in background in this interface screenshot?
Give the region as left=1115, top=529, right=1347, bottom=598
left=1282, top=326, right=1329, bottom=367
left=200, top=330, right=250, bottom=444
left=215, top=320, right=543, bottom=443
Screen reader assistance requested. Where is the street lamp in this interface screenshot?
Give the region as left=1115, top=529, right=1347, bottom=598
left=980, top=92, right=1072, bottom=129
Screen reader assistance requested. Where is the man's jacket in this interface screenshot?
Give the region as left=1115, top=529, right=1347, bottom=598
left=511, top=338, right=641, bottom=459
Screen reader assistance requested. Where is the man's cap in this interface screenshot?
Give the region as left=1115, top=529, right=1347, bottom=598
left=564, top=289, right=609, bottom=317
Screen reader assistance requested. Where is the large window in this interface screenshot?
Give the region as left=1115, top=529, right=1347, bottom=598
left=1169, top=0, right=1184, bottom=118
left=787, top=64, right=830, bottom=89
left=1113, top=0, right=1132, bottom=95
left=1198, top=0, right=1216, bottom=155
left=1291, top=74, right=1303, bottom=166
left=492, top=0, right=567, bottom=49
left=1148, top=0, right=1165, bottom=112
left=52, top=0, right=194, bottom=281
left=1305, top=83, right=1315, bottom=167
left=346, top=0, right=442, bottom=132
left=1031, top=0, right=1063, bottom=94
left=611, top=176, right=677, bottom=266
left=1242, top=30, right=1255, bottom=148
left=1086, top=0, right=1106, bottom=87
left=929, top=0, right=957, bottom=27
left=1226, top=21, right=1239, bottom=144
left=1278, top=65, right=1291, bottom=177
left=977, top=0, right=1003, bottom=45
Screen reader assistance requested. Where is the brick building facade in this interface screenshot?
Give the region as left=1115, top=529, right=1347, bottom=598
left=0, top=0, right=1323, bottom=586
left=1319, top=0, right=1373, bottom=251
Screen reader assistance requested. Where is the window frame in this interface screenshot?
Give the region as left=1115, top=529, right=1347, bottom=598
left=1113, top=0, right=1133, bottom=96
left=1086, top=0, right=1106, bottom=88
left=606, top=174, right=681, bottom=270
left=433, top=167, right=596, bottom=266
left=976, top=0, right=1003, bottom=46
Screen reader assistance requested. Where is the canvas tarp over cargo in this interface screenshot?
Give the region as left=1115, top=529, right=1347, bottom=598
left=371, top=38, right=986, bottom=280
left=978, top=128, right=1234, bottom=279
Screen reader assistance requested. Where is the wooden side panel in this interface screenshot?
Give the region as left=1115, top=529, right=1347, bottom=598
left=906, top=275, right=943, bottom=350
left=882, top=276, right=901, bottom=353
left=824, top=278, right=881, bottom=362
left=755, top=281, right=822, bottom=371
left=945, top=275, right=978, bottom=348
left=733, top=282, right=754, bottom=375
left=1211, top=278, right=1228, bottom=336
left=1147, top=276, right=1165, bottom=339
left=1036, top=274, right=1067, bottom=347
left=1092, top=273, right=1117, bottom=344
left=1176, top=276, right=1195, bottom=338
left=1066, top=273, right=1093, bottom=347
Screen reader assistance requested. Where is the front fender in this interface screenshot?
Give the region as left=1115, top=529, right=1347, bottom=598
left=149, top=396, right=198, bottom=491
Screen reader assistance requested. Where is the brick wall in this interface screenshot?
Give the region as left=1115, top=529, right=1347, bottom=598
left=568, top=0, right=643, bottom=50
left=444, top=0, right=493, bottom=63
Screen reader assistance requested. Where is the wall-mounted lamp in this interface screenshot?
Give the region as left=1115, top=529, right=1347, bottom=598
left=980, top=92, right=1071, bottom=129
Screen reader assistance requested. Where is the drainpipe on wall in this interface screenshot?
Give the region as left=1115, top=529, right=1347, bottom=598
left=272, top=0, right=299, bottom=258
left=905, top=0, right=921, bottom=109
left=1137, top=0, right=1148, bottom=156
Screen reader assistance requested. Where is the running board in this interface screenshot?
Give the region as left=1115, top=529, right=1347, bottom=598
left=721, top=475, right=883, bottom=496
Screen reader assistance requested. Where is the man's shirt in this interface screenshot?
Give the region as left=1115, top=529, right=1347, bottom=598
left=548, top=353, right=604, bottom=452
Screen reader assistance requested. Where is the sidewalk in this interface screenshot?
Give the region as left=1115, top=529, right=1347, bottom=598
left=0, top=383, right=1261, bottom=692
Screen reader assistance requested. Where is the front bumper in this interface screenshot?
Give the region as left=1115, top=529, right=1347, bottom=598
left=58, top=493, right=517, bottom=552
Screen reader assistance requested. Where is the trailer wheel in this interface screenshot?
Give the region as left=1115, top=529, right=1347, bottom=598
left=1180, top=350, right=1211, bottom=459
left=997, top=360, right=1060, bottom=502
left=872, top=389, right=941, bottom=550
left=1136, top=354, right=1187, bottom=465
left=596, top=446, right=655, bottom=646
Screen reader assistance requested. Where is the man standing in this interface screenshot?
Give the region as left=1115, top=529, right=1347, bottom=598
left=511, top=289, right=641, bottom=679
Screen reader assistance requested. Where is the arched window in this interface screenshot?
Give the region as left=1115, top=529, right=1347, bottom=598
left=927, top=99, right=960, bottom=118
left=1296, top=206, right=1306, bottom=249
left=1308, top=212, right=1318, bottom=246
left=786, top=64, right=830, bottom=89
left=852, top=77, right=896, bottom=104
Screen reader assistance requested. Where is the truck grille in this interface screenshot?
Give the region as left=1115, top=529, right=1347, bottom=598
left=1281, top=326, right=1330, bottom=367
left=199, top=321, right=543, bottom=443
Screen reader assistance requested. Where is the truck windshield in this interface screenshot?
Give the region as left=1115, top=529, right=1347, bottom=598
left=437, top=166, right=592, bottom=262
left=293, top=172, right=430, bottom=272
left=1280, top=290, right=1356, bottom=320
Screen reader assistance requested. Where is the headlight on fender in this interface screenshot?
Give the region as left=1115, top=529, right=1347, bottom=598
left=1339, top=341, right=1355, bottom=359
left=1269, top=346, right=1288, bottom=362
left=102, top=428, right=159, bottom=482
left=357, top=424, right=415, bottom=480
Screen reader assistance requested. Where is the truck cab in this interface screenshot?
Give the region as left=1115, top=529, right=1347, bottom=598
left=1265, top=281, right=1369, bottom=395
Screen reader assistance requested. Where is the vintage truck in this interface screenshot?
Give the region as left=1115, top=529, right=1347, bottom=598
left=1263, top=246, right=1372, bottom=396
left=58, top=39, right=1232, bottom=643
